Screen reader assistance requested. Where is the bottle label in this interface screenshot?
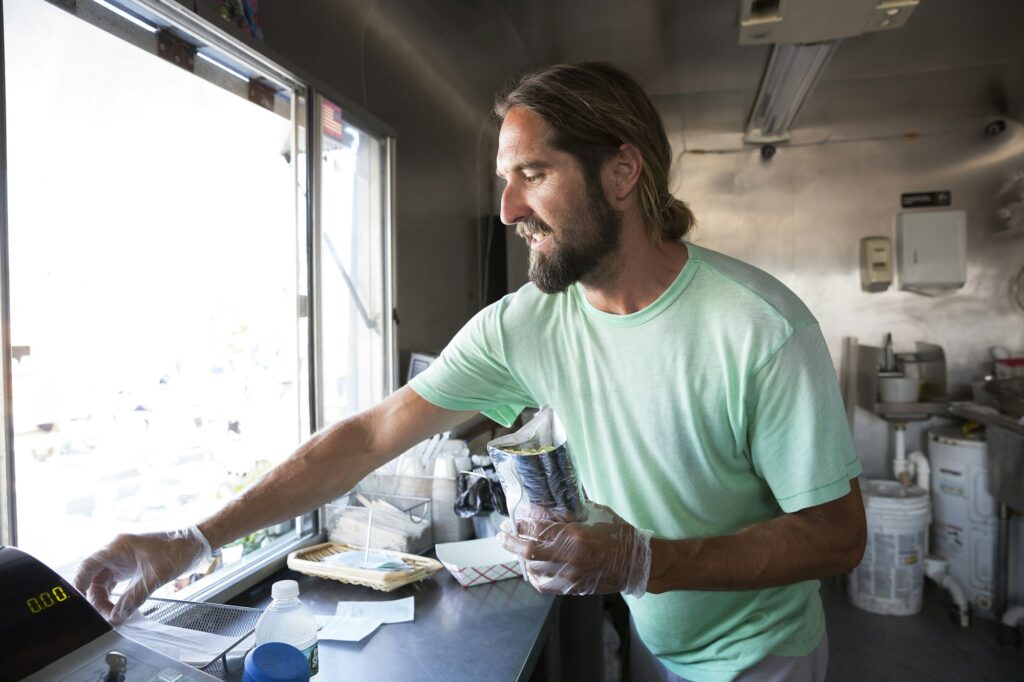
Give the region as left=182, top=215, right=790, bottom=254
left=303, top=642, right=320, bottom=676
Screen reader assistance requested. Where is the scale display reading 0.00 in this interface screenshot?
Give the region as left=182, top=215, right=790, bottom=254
left=27, top=586, right=69, bottom=614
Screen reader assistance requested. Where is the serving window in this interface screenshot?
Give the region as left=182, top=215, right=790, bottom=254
left=0, top=0, right=394, bottom=602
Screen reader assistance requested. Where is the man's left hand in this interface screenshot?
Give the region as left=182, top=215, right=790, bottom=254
left=497, top=502, right=652, bottom=597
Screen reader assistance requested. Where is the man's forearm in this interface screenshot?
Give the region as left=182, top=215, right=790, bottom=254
left=646, top=482, right=866, bottom=593
left=197, top=413, right=381, bottom=549
left=195, top=386, right=476, bottom=550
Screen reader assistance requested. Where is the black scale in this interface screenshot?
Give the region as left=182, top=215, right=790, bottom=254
left=0, top=546, right=220, bottom=681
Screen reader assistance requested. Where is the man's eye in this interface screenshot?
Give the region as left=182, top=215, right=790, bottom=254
left=524, top=174, right=543, bottom=185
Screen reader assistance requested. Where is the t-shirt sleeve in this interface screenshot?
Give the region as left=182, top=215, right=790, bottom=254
left=746, top=323, right=862, bottom=513
left=407, top=299, right=536, bottom=427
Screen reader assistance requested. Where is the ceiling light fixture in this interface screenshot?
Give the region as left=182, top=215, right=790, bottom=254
left=744, top=40, right=840, bottom=143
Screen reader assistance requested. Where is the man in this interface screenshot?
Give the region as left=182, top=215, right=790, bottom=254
left=76, top=63, right=865, bottom=681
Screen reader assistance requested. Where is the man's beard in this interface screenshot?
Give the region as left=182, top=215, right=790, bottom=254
left=517, top=177, right=621, bottom=294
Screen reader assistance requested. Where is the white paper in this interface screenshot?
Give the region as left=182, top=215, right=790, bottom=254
left=118, top=612, right=241, bottom=666
left=314, top=614, right=381, bottom=642
left=334, top=596, right=414, bottom=624
left=322, top=549, right=412, bottom=571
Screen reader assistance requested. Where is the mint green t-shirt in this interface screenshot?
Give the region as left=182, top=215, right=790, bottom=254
left=409, top=242, right=860, bottom=681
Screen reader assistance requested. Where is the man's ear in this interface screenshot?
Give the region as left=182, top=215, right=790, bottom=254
left=604, top=143, right=643, bottom=204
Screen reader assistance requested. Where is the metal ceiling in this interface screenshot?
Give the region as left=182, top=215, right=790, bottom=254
left=494, top=0, right=1024, bottom=133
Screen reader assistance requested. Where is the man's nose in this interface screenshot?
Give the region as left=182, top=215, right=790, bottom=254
left=500, top=182, right=530, bottom=226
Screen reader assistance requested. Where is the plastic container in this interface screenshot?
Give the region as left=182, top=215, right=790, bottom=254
left=243, top=642, right=310, bottom=682
left=929, top=427, right=998, bottom=619
left=994, top=357, right=1024, bottom=379
left=356, top=472, right=433, bottom=499
left=326, top=492, right=432, bottom=554
left=848, top=479, right=932, bottom=616
left=254, top=580, right=319, bottom=680
left=431, top=457, right=473, bottom=543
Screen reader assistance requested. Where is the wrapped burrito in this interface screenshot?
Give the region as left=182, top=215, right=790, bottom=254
left=487, top=407, right=586, bottom=523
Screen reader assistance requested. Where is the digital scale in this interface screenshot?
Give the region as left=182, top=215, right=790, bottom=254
left=1, top=546, right=221, bottom=681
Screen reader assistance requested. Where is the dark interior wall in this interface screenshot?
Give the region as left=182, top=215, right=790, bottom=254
left=179, top=0, right=535, bottom=380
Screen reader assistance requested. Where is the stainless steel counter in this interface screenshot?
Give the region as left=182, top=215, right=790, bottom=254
left=228, top=566, right=558, bottom=682
left=949, top=403, right=1024, bottom=437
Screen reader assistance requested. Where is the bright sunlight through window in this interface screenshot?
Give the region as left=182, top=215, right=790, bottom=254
left=5, top=0, right=305, bottom=582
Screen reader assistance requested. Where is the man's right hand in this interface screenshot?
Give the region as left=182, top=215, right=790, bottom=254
left=73, top=526, right=212, bottom=624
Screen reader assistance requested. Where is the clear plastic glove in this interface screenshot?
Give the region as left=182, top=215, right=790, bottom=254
left=497, top=502, right=652, bottom=597
left=73, top=526, right=213, bottom=624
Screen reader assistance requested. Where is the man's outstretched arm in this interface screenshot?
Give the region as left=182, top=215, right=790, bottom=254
left=199, top=386, right=475, bottom=548
left=75, top=386, right=474, bottom=621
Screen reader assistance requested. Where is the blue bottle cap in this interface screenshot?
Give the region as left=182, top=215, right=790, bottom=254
left=242, top=642, right=310, bottom=682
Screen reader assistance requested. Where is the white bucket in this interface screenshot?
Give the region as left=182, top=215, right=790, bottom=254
left=848, top=478, right=932, bottom=616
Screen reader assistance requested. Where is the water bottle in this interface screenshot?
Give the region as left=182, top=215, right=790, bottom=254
left=243, top=642, right=310, bottom=682
left=254, top=580, right=319, bottom=680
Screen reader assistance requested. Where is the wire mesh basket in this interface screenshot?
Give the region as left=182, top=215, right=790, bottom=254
left=138, top=597, right=262, bottom=679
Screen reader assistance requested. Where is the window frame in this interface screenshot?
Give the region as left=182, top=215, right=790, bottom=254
left=0, top=0, right=397, bottom=604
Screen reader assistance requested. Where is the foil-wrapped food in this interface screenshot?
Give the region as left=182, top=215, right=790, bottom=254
left=487, top=407, right=586, bottom=523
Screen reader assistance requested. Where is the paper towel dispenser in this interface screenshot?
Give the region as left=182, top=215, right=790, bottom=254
left=896, top=210, right=967, bottom=290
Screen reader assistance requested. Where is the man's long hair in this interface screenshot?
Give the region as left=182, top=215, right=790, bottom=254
left=494, top=62, right=695, bottom=243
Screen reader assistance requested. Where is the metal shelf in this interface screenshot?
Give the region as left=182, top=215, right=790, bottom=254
left=873, top=401, right=950, bottom=421
left=948, top=404, right=1024, bottom=437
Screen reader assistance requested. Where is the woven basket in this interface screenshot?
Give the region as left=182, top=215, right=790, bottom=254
left=287, top=542, right=442, bottom=592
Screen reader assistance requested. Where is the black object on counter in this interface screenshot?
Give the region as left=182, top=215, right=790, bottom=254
left=455, top=465, right=507, bottom=518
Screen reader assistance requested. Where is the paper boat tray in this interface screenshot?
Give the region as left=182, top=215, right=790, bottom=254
left=287, top=542, right=442, bottom=592
left=434, top=537, right=524, bottom=587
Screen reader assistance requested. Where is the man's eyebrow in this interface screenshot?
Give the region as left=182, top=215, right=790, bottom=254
left=496, top=160, right=551, bottom=179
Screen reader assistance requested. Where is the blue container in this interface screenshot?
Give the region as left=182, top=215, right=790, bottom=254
left=242, top=642, right=311, bottom=682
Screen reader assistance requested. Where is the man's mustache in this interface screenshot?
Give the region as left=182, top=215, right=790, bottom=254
left=516, top=219, right=552, bottom=240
